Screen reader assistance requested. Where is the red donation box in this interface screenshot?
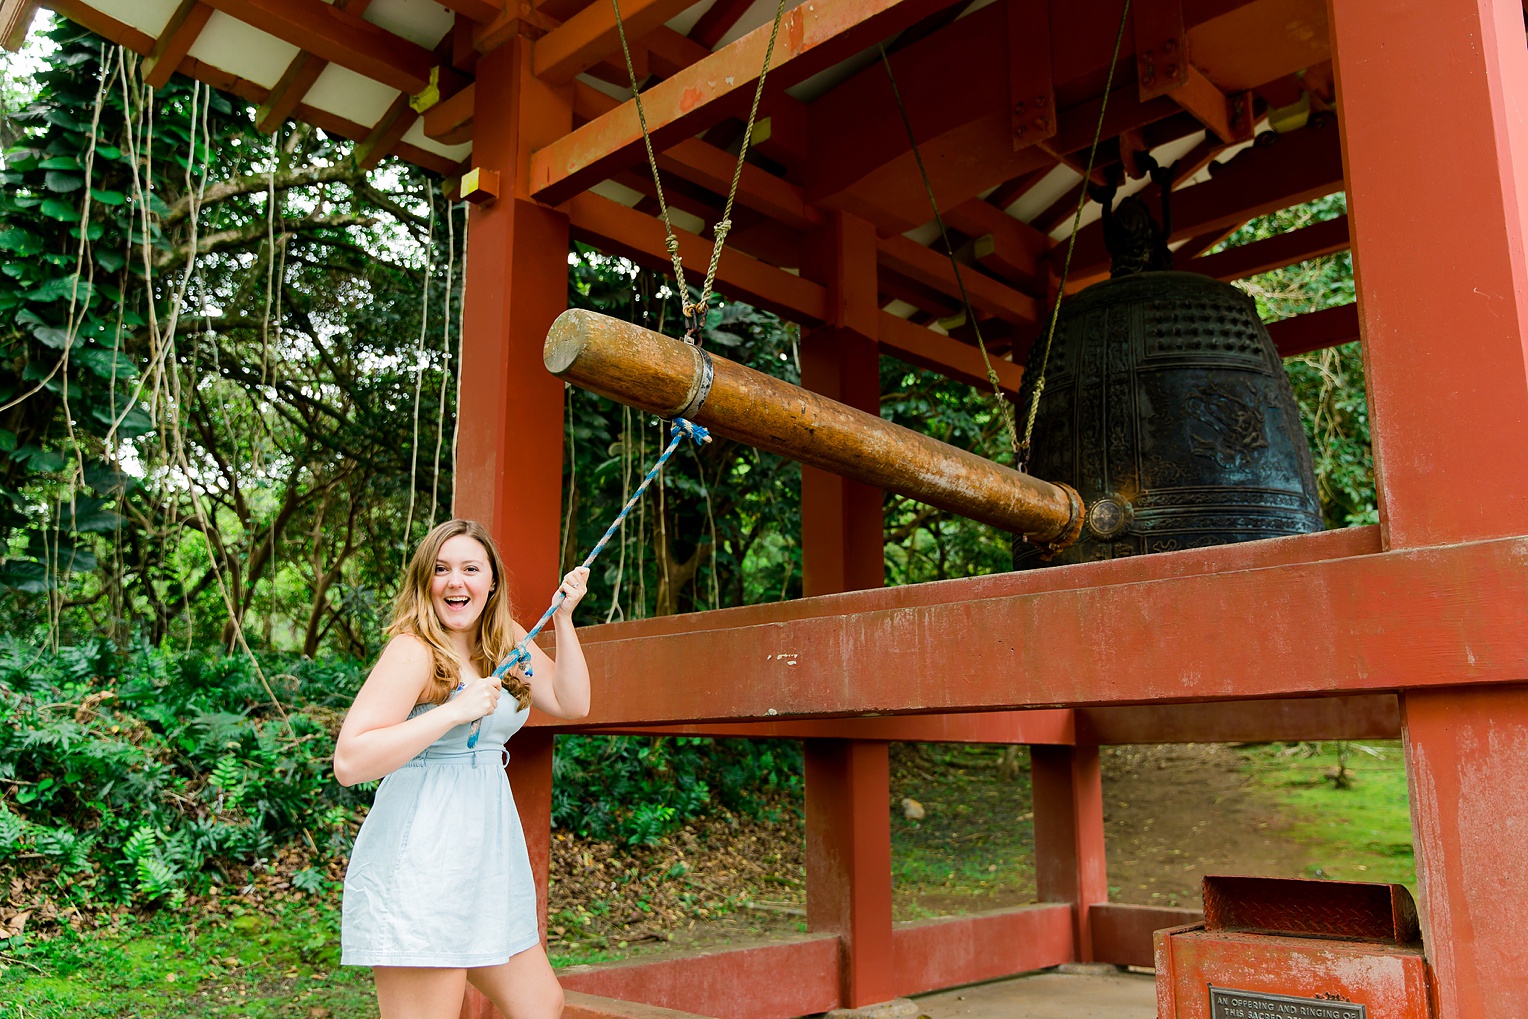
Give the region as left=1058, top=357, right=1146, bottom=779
left=1155, top=876, right=1434, bottom=1018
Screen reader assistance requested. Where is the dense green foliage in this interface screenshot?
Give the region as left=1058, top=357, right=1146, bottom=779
left=0, top=639, right=364, bottom=910
left=0, top=22, right=470, bottom=657
left=553, top=733, right=801, bottom=844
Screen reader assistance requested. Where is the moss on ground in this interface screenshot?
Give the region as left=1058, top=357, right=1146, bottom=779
left=1239, top=740, right=1417, bottom=896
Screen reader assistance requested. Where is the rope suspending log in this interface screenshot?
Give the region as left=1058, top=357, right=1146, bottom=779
left=466, top=417, right=711, bottom=748
left=611, top=0, right=787, bottom=339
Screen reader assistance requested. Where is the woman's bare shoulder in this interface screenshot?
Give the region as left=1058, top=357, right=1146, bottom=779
left=373, top=633, right=435, bottom=682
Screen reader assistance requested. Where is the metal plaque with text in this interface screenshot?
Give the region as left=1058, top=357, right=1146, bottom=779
left=1209, top=986, right=1367, bottom=1019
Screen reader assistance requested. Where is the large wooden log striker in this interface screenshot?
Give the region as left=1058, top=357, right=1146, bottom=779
left=544, top=309, right=1085, bottom=549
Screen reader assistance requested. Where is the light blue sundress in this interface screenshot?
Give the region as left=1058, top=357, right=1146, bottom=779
left=341, top=693, right=538, bottom=968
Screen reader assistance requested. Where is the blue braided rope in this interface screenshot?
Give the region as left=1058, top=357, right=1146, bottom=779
left=465, top=417, right=711, bottom=747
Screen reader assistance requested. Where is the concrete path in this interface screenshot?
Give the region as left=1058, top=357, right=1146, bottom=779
left=912, top=967, right=1157, bottom=1019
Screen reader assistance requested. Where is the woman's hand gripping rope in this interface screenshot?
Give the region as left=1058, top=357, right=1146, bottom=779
left=463, top=418, right=712, bottom=748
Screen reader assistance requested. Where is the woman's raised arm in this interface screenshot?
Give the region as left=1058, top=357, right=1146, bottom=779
left=519, top=567, right=592, bottom=720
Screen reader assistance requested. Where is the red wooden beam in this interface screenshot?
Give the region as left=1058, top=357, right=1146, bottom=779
left=1090, top=903, right=1203, bottom=968
left=532, top=0, right=694, bottom=84
left=1033, top=744, right=1108, bottom=960
left=688, top=0, right=755, bottom=50
left=877, top=312, right=1024, bottom=394
left=422, top=79, right=474, bottom=144
left=805, top=740, right=896, bottom=1007
left=890, top=905, right=1074, bottom=996
left=877, top=235, right=1040, bottom=325
left=568, top=694, right=1403, bottom=746
left=539, top=529, right=1528, bottom=725
left=1077, top=693, right=1400, bottom=744
left=943, top=198, right=1049, bottom=294
left=1331, top=0, right=1528, bottom=551
left=572, top=710, right=1073, bottom=742
left=657, top=138, right=824, bottom=231
left=566, top=195, right=1031, bottom=392
left=566, top=192, right=830, bottom=324
left=529, top=0, right=962, bottom=204
left=142, top=0, right=212, bottom=89
left=1265, top=301, right=1359, bottom=357
left=257, top=53, right=326, bottom=132
left=558, top=935, right=842, bottom=1019
left=201, top=0, right=444, bottom=95
left=46, top=0, right=154, bottom=48
left=1187, top=213, right=1349, bottom=281
left=354, top=93, right=416, bottom=170
left=1170, top=64, right=1253, bottom=142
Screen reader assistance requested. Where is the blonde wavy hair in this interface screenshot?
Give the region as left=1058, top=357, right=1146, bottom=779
left=386, top=519, right=532, bottom=710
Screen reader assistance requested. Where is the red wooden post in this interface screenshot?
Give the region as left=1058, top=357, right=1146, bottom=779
left=1030, top=743, right=1107, bottom=961
left=799, top=211, right=884, bottom=596
left=805, top=740, right=897, bottom=1008
left=799, top=211, right=897, bottom=1009
left=1400, top=685, right=1528, bottom=1014
left=453, top=36, right=571, bottom=1019
left=455, top=36, right=571, bottom=572
left=1326, top=0, right=1528, bottom=550
left=1328, top=1, right=1528, bottom=1013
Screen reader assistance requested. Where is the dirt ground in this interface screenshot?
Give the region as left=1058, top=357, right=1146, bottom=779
left=1101, top=743, right=1314, bottom=910
left=551, top=742, right=1317, bottom=964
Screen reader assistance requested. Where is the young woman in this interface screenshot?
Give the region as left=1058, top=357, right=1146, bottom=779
left=333, top=519, right=591, bottom=1019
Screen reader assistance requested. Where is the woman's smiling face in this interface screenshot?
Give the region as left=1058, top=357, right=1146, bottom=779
left=431, top=534, right=494, bottom=633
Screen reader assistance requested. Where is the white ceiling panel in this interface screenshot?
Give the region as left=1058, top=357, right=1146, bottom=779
left=305, top=63, right=401, bottom=129
left=186, top=13, right=301, bottom=89
left=362, top=0, right=454, bottom=49
left=590, top=179, right=645, bottom=207
left=400, top=120, right=472, bottom=162
left=92, top=0, right=181, bottom=37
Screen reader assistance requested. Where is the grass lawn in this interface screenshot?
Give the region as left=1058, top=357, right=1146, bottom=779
left=1238, top=740, right=1418, bottom=897
left=4, top=899, right=376, bottom=1019
left=888, top=745, right=1037, bottom=919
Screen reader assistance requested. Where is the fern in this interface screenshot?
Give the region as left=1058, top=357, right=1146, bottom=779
left=0, top=807, right=24, bottom=857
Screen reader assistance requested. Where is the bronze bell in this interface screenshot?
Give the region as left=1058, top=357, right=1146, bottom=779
left=1014, top=170, right=1322, bottom=569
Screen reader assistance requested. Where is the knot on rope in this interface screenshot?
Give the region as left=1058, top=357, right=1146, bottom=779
left=672, top=418, right=712, bottom=445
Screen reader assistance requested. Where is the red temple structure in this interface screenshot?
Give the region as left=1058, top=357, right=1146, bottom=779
left=9, top=0, right=1526, bottom=1014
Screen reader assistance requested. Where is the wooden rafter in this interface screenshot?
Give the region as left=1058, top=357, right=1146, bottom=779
left=530, top=0, right=963, bottom=204
left=1, top=0, right=38, bottom=52
left=1265, top=301, right=1359, bottom=357
left=255, top=0, right=372, bottom=134
left=532, top=0, right=694, bottom=84
left=687, top=0, right=756, bottom=50
left=143, top=0, right=213, bottom=89
left=877, top=235, right=1039, bottom=326
left=1188, top=213, right=1349, bottom=281
left=200, top=0, right=449, bottom=95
